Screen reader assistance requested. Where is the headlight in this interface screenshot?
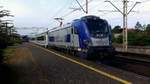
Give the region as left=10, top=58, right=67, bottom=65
left=83, top=40, right=92, bottom=46
left=77, top=48, right=81, bottom=51
left=83, top=40, right=88, bottom=45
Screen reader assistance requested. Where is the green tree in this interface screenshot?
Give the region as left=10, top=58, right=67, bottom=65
left=135, top=21, right=143, bottom=31
left=112, top=25, right=122, bottom=33
left=146, top=24, right=150, bottom=34
left=143, top=24, right=147, bottom=31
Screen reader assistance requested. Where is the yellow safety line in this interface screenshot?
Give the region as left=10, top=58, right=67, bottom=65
left=32, top=44, right=132, bottom=84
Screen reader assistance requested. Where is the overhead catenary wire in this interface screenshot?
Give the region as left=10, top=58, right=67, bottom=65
left=47, top=0, right=74, bottom=28
left=50, top=0, right=109, bottom=24
left=75, top=0, right=87, bottom=13
left=141, top=0, right=150, bottom=3
left=105, top=0, right=142, bottom=52
left=47, top=0, right=149, bottom=31
left=50, top=0, right=73, bottom=18
left=61, top=0, right=94, bottom=18
left=62, top=0, right=106, bottom=18
left=48, top=0, right=149, bottom=24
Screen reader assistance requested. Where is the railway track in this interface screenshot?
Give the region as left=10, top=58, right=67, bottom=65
left=106, top=52, right=150, bottom=77
left=36, top=44, right=150, bottom=78
left=48, top=47, right=150, bottom=77
left=116, top=51, right=150, bottom=63
left=49, top=46, right=150, bottom=77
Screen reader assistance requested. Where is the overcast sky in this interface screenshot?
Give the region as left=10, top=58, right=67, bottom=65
left=1, top=0, right=150, bottom=35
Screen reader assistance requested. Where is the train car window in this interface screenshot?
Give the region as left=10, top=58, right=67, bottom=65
left=71, top=27, right=78, bottom=34
left=49, top=36, right=54, bottom=42
left=65, top=34, right=71, bottom=42
left=31, top=38, right=35, bottom=40
left=71, top=28, right=73, bottom=34
left=37, top=36, right=45, bottom=41
left=74, top=27, right=78, bottom=34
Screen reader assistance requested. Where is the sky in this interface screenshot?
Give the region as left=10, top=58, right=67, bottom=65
left=1, top=0, right=150, bottom=35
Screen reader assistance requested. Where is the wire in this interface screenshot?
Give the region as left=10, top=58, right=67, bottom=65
left=46, top=0, right=74, bottom=29
left=60, top=0, right=94, bottom=18
left=49, top=0, right=73, bottom=23
left=141, top=0, right=150, bottom=3
left=51, top=0, right=73, bottom=18
left=75, top=0, right=86, bottom=13
left=48, top=0, right=150, bottom=30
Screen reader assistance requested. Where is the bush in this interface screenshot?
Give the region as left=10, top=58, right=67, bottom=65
left=113, top=30, right=150, bottom=46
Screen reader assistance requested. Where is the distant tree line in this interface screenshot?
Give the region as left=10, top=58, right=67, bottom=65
left=0, top=8, right=21, bottom=63
left=112, top=21, right=150, bottom=46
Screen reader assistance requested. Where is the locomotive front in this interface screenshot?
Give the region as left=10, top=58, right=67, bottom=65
left=81, top=16, right=115, bottom=59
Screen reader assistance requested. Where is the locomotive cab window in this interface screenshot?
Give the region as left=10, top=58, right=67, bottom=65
left=84, top=18, right=109, bottom=38
left=71, top=27, right=78, bottom=34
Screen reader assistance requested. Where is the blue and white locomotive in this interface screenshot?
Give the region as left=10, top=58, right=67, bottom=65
left=32, top=15, right=115, bottom=60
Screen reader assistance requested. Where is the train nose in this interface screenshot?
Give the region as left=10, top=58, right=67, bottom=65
left=91, top=37, right=109, bottom=46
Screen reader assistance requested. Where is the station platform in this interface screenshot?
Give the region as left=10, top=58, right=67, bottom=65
left=3, top=43, right=150, bottom=84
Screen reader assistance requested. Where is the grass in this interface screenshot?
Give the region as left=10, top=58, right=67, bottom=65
left=3, top=46, right=17, bottom=64
left=0, top=45, right=19, bottom=84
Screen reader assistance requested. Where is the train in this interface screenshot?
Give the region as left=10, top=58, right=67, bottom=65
left=31, top=15, right=115, bottom=60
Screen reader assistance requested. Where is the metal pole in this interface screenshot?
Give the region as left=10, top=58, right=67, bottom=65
left=123, top=0, right=125, bottom=51
left=123, top=0, right=128, bottom=52
left=45, top=28, right=48, bottom=48
left=125, top=0, right=128, bottom=51
left=54, top=18, right=63, bottom=27
left=86, top=0, right=88, bottom=14
left=105, top=0, right=140, bottom=52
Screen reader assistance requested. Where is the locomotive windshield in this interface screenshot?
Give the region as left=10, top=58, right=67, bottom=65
left=85, top=18, right=109, bottom=38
